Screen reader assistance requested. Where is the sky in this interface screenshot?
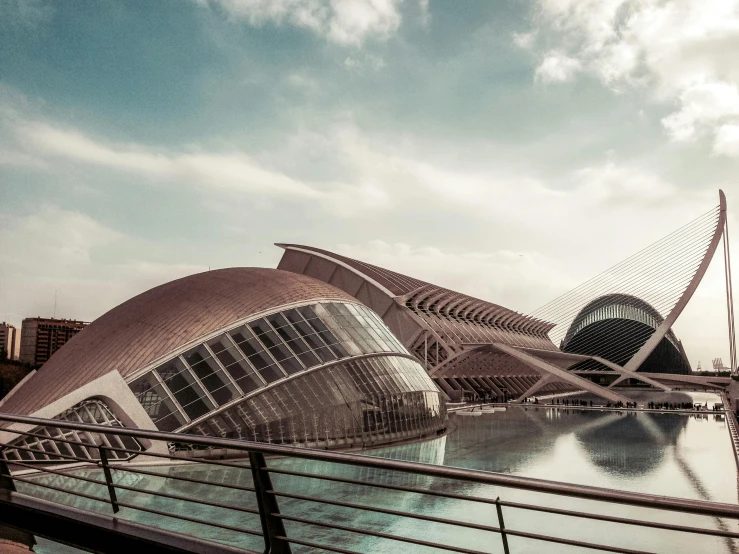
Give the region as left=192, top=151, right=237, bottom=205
left=1, top=0, right=738, bottom=369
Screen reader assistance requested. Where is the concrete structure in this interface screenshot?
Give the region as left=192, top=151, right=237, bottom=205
left=276, top=244, right=631, bottom=403
left=276, top=192, right=727, bottom=403
left=0, top=269, right=447, bottom=462
left=561, top=294, right=692, bottom=375
left=19, top=318, right=87, bottom=368
left=0, top=324, right=19, bottom=361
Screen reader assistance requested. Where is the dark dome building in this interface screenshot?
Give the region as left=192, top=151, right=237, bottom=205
left=561, top=294, right=692, bottom=375
left=0, top=268, right=447, bottom=462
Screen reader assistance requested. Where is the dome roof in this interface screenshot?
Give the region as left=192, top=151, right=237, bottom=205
left=2, top=268, right=354, bottom=416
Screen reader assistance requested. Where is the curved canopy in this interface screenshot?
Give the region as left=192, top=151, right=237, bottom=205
left=562, top=294, right=691, bottom=374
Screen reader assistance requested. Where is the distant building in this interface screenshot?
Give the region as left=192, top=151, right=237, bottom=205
left=19, top=318, right=87, bottom=368
left=0, top=323, right=19, bottom=361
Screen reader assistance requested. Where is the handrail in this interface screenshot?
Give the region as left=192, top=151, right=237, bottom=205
left=2, top=412, right=738, bottom=519
left=1, top=411, right=739, bottom=554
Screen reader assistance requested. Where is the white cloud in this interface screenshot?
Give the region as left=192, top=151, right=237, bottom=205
left=572, top=160, right=678, bottom=203
left=0, top=206, right=122, bottom=267
left=196, top=0, right=403, bottom=45
left=328, top=0, right=401, bottom=44
left=17, top=121, right=321, bottom=198
left=286, top=72, right=320, bottom=93
left=335, top=240, right=573, bottom=312
left=3, top=105, right=404, bottom=218
left=713, top=123, right=739, bottom=156
left=0, top=206, right=207, bottom=324
left=525, top=0, right=739, bottom=153
left=4, top=83, right=710, bottom=237
left=512, top=31, right=536, bottom=50
left=661, top=81, right=739, bottom=142
left=535, top=51, right=582, bottom=83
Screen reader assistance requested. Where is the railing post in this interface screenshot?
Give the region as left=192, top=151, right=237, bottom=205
left=98, top=445, right=119, bottom=513
left=0, top=449, right=15, bottom=493
left=0, top=447, right=36, bottom=550
left=249, top=451, right=291, bottom=554
left=495, top=497, right=510, bottom=554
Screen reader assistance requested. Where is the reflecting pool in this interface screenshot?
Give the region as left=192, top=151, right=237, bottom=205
left=31, top=397, right=739, bottom=554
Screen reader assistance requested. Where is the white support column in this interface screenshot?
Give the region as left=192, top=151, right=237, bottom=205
left=491, top=342, right=630, bottom=403
left=516, top=375, right=555, bottom=402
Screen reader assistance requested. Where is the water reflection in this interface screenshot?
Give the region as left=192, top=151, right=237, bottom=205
left=576, top=411, right=686, bottom=476
left=30, top=406, right=739, bottom=554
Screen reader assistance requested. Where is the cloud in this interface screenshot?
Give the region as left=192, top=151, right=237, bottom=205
left=713, top=123, right=739, bottom=157
left=524, top=0, right=739, bottom=153
left=661, top=81, right=739, bottom=142
left=534, top=51, right=582, bottom=83
left=0, top=206, right=207, bottom=324
left=572, top=160, right=678, bottom=204
left=0, top=90, right=405, bottom=218
left=0, top=206, right=122, bottom=267
left=3, top=83, right=710, bottom=237
left=18, top=121, right=320, bottom=198
left=286, top=72, right=321, bottom=93
left=335, top=240, right=573, bottom=312
left=195, top=0, right=403, bottom=46
left=512, top=31, right=536, bottom=50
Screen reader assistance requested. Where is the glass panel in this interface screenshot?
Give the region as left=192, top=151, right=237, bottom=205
left=229, top=326, right=251, bottom=345
left=180, top=353, right=446, bottom=447
left=250, top=319, right=303, bottom=375
left=233, top=328, right=285, bottom=383
left=184, top=347, right=238, bottom=406
left=196, top=367, right=237, bottom=405
left=269, top=313, right=321, bottom=368
left=156, top=412, right=187, bottom=432
left=304, top=311, right=348, bottom=358
left=297, top=306, right=320, bottom=321
left=183, top=344, right=213, bottom=369
left=178, top=393, right=215, bottom=421
left=265, top=312, right=292, bottom=330
left=156, top=359, right=214, bottom=420
left=130, top=373, right=186, bottom=429
left=155, top=358, right=190, bottom=393
left=86, top=402, right=104, bottom=423
left=259, top=364, right=287, bottom=383
left=209, top=335, right=265, bottom=392
left=284, top=309, right=336, bottom=363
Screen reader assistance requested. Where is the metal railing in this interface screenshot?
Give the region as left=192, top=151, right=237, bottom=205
left=1, top=412, right=739, bottom=554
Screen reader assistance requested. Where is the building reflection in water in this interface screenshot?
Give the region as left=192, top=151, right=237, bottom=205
left=23, top=406, right=739, bottom=554
left=575, top=410, right=687, bottom=477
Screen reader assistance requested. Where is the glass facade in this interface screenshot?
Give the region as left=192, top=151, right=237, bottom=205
left=185, top=355, right=446, bottom=447
left=3, top=400, right=143, bottom=462
left=128, top=301, right=446, bottom=446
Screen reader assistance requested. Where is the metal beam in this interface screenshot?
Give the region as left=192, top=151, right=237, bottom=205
left=517, top=376, right=555, bottom=401
left=589, top=356, right=671, bottom=392
left=489, top=343, right=630, bottom=403
left=624, top=191, right=727, bottom=372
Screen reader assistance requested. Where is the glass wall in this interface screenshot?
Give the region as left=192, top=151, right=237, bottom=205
left=183, top=355, right=446, bottom=447
left=128, top=302, right=418, bottom=434
left=3, top=400, right=143, bottom=463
